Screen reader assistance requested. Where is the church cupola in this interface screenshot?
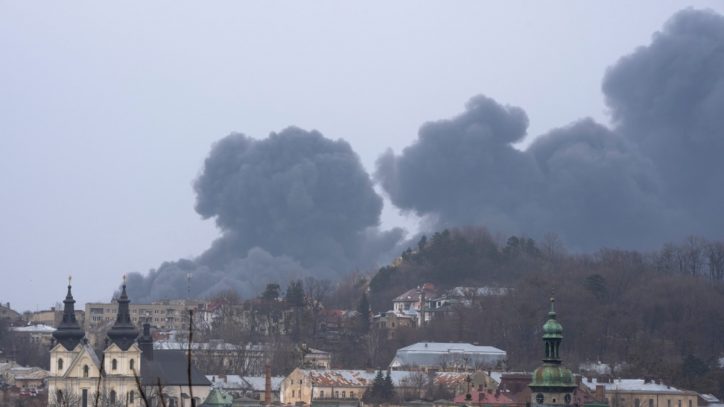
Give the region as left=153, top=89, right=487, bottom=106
left=530, top=298, right=577, bottom=407
left=52, top=276, right=85, bottom=350
left=106, top=276, right=139, bottom=350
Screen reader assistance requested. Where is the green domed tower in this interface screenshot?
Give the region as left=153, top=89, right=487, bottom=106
left=529, top=298, right=577, bottom=407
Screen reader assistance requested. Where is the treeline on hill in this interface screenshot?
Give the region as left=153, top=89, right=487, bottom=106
left=363, top=228, right=724, bottom=397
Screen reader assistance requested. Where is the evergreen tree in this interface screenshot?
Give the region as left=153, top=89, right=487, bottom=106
left=261, top=283, right=281, bottom=301
left=382, top=369, right=395, bottom=402
left=285, top=280, right=305, bottom=307
left=365, top=370, right=385, bottom=404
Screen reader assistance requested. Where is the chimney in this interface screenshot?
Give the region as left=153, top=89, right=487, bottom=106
left=138, top=322, right=154, bottom=360
left=265, top=364, right=272, bottom=405
left=595, top=385, right=605, bottom=401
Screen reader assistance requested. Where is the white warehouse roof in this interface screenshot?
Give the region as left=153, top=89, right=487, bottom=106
left=390, top=342, right=506, bottom=369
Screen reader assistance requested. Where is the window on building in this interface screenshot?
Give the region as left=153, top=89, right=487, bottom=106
left=649, top=399, right=654, bottom=407
left=351, top=392, right=355, bottom=398
left=342, top=391, right=346, bottom=398
left=688, top=401, right=692, bottom=407
left=320, top=391, right=324, bottom=398
left=130, top=359, right=135, bottom=370
left=129, top=391, right=135, bottom=403
left=110, top=390, right=116, bottom=403
left=82, top=389, right=88, bottom=407
left=169, top=398, right=177, bottom=407
left=635, top=399, right=640, bottom=407
left=83, top=365, right=89, bottom=378
left=678, top=400, right=682, bottom=407
left=56, top=390, right=63, bottom=403
left=292, top=390, right=295, bottom=397
left=335, top=391, right=339, bottom=398
left=111, top=359, right=118, bottom=370
left=57, top=358, right=63, bottom=371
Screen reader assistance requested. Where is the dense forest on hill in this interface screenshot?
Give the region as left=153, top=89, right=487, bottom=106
left=363, top=228, right=724, bottom=397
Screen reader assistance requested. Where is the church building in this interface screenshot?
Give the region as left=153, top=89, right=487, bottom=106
left=47, top=278, right=211, bottom=407
left=529, top=298, right=579, bottom=407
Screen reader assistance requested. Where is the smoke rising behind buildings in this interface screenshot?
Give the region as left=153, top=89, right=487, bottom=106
left=377, top=8, right=724, bottom=251
left=124, top=8, right=724, bottom=301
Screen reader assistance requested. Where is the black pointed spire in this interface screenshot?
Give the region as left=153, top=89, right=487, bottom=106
left=106, top=276, right=139, bottom=351
left=52, top=276, right=85, bottom=350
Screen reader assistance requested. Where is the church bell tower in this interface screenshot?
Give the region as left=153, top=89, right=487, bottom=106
left=529, top=298, right=577, bottom=407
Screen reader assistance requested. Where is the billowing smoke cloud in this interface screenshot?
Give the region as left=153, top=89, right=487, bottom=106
left=377, top=8, right=724, bottom=250
left=128, top=127, right=403, bottom=302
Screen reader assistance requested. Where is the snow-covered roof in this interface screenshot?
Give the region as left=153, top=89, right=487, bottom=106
left=394, top=285, right=437, bottom=303
left=699, top=394, right=720, bottom=403
left=205, top=375, right=285, bottom=391
left=582, top=379, right=693, bottom=394
left=12, top=324, right=56, bottom=333
left=441, top=287, right=510, bottom=299
left=155, top=341, right=265, bottom=352
left=390, top=342, right=506, bottom=369
left=242, top=376, right=284, bottom=391
left=292, top=369, right=492, bottom=389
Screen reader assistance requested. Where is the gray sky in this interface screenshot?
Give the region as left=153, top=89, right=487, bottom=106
left=2, top=1, right=722, bottom=311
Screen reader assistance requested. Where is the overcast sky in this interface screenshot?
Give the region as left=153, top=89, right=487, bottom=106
left=2, top=1, right=723, bottom=312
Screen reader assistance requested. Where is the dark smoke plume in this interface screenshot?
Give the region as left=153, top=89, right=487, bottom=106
left=128, top=127, right=402, bottom=302
left=377, top=8, right=724, bottom=250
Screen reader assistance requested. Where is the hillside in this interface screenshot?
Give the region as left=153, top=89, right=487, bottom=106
left=367, top=228, right=724, bottom=397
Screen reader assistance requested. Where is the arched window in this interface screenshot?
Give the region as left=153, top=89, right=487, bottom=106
left=128, top=391, right=135, bottom=403
left=56, top=390, right=63, bottom=402
left=83, top=365, right=89, bottom=378
left=111, top=359, right=118, bottom=370
left=129, top=359, right=135, bottom=370
left=342, top=391, right=346, bottom=398
left=110, top=390, right=116, bottom=403
left=57, top=358, right=64, bottom=371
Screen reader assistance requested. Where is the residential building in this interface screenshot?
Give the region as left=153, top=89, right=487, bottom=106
left=280, top=368, right=495, bottom=405
left=0, top=362, right=49, bottom=390
left=11, top=324, right=56, bottom=346
left=84, top=299, right=205, bottom=331
left=453, top=388, right=515, bottom=407
left=419, top=287, right=509, bottom=325
left=390, top=342, right=507, bottom=371
left=29, top=307, right=85, bottom=328
left=302, top=347, right=332, bottom=369
left=0, top=303, right=21, bottom=322
left=581, top=378, right=698, bottom=407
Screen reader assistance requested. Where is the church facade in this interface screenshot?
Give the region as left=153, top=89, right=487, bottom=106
left=48, top=279, right=211, bottom=407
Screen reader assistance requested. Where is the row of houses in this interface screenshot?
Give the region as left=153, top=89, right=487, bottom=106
left=374, top=284, right=509, bottom=336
